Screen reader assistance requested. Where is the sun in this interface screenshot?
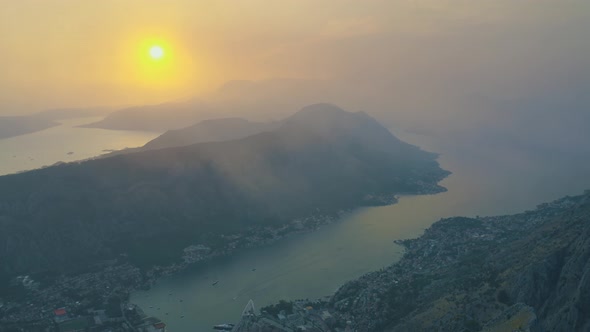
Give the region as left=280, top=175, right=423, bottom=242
left=149, top=45, right=164, bottom=60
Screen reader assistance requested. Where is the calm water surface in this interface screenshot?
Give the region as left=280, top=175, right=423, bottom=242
left=0, top=117, right=159, bottom=176
left=131, top=130, right=590, bottom=331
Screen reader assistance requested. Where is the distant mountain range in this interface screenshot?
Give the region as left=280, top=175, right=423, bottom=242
left=0, top=104, right=449, bottom=281
left=101, top=116, right=279, bottom=158
left=0, top=116, right=59, bottom=139
left=80, top=79, right=343, bottom=132
left=79, top=99, right=220, bottom=131
left=0, top=108, right=108, bottom=139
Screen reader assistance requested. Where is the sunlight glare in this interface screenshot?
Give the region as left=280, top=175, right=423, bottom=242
left=149, top=45, right=164, bottom=60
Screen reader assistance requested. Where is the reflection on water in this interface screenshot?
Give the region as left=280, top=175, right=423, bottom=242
left=132, top=129, right=590, bottom=331
left=0, top=117, right=160, bottom=176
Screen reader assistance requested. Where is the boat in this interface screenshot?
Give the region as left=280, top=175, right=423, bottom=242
left=212, top=280, right=219, bottom=286
left=213, top=323, right=235, bottom=331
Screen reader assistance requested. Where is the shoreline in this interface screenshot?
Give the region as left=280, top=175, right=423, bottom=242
left=0, top=184, right=448, bottom=330
left=228, top=193, right=586, bottom=331
left=136, top=182, right=449, bottom=288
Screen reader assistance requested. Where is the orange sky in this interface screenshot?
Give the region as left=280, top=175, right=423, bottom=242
left=0, top=0, right=588, bottom=114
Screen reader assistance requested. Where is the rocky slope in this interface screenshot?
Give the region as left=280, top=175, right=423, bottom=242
left=329, top=191, right=590, bottom=332
left=240, top=191, right=590, bottom=332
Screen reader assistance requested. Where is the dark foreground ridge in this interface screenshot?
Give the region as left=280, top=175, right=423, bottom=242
left=0, top=104, right=449, bottom=330
left=240, top=190, right=590, bottom=332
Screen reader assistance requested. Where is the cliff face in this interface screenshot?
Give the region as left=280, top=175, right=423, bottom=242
left=331, top=191, right=590, bottom=332
left=507, top=208, right=590, bottom=332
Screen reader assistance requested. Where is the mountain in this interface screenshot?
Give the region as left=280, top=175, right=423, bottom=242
left=206, top=79, right=342, bottom=120
left=80, top=78, right=348, bottom=132
left=326, top=191, right=590, bottom=331
left=80, top=99, right=216, bottom=131
left=0, top=116, right=59, bottom=139
left=142, top=117, right=278, bottom=150
left=97, top=117, right=277, bottom=158
left=0, top=104, right=449, bottom=282
left=0, top=107, right=108, bottom=139
left=33, top=107, right=110, bottom=121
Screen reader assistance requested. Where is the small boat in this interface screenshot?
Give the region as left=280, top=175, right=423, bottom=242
left=213, top=323, right=235, bottom=331
left=212, top=280, right=219, bottom=286
left=251, top=268, right=256, bottom=271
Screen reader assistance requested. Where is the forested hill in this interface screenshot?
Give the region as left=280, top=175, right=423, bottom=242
left=0, top=103, right=449, bottom=279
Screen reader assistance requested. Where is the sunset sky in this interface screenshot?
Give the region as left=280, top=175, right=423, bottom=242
left=1, top=1, right=588, bottom=116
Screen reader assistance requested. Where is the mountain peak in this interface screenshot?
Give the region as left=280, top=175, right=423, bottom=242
left=280, top=103, right=396, bottom=143
left=296, top=103, right=347, bottom=115
left=284, top=103, right=362, bottom=126
left=288, top=103, right=373, bottom=123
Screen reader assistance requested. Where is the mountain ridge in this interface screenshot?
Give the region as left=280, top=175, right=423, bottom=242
left=0, top=104, right=449, bottom=281
left=142, top=117, right=278, bottom=150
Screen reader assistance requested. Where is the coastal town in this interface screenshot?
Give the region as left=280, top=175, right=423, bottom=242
left=2, top=190, right=578, bottom=332
left=231, top=299, right=351, bottom=332
left=0, top=190, right=440, bottom=331
left=229, top=193, right=583, bottom=331
left=0, top=212, right=346, bottom=332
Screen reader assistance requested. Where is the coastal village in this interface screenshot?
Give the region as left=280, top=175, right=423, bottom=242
left=231, top=299, right=352, bottom=332
left=0, top=157, right=445, bottom=332
left=0, top=214, right=342, bottom=332
left=1, top=193, right=582, bottom=332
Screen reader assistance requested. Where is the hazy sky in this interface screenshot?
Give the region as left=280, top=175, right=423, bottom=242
left=1, top=0, right=589, bottom=118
